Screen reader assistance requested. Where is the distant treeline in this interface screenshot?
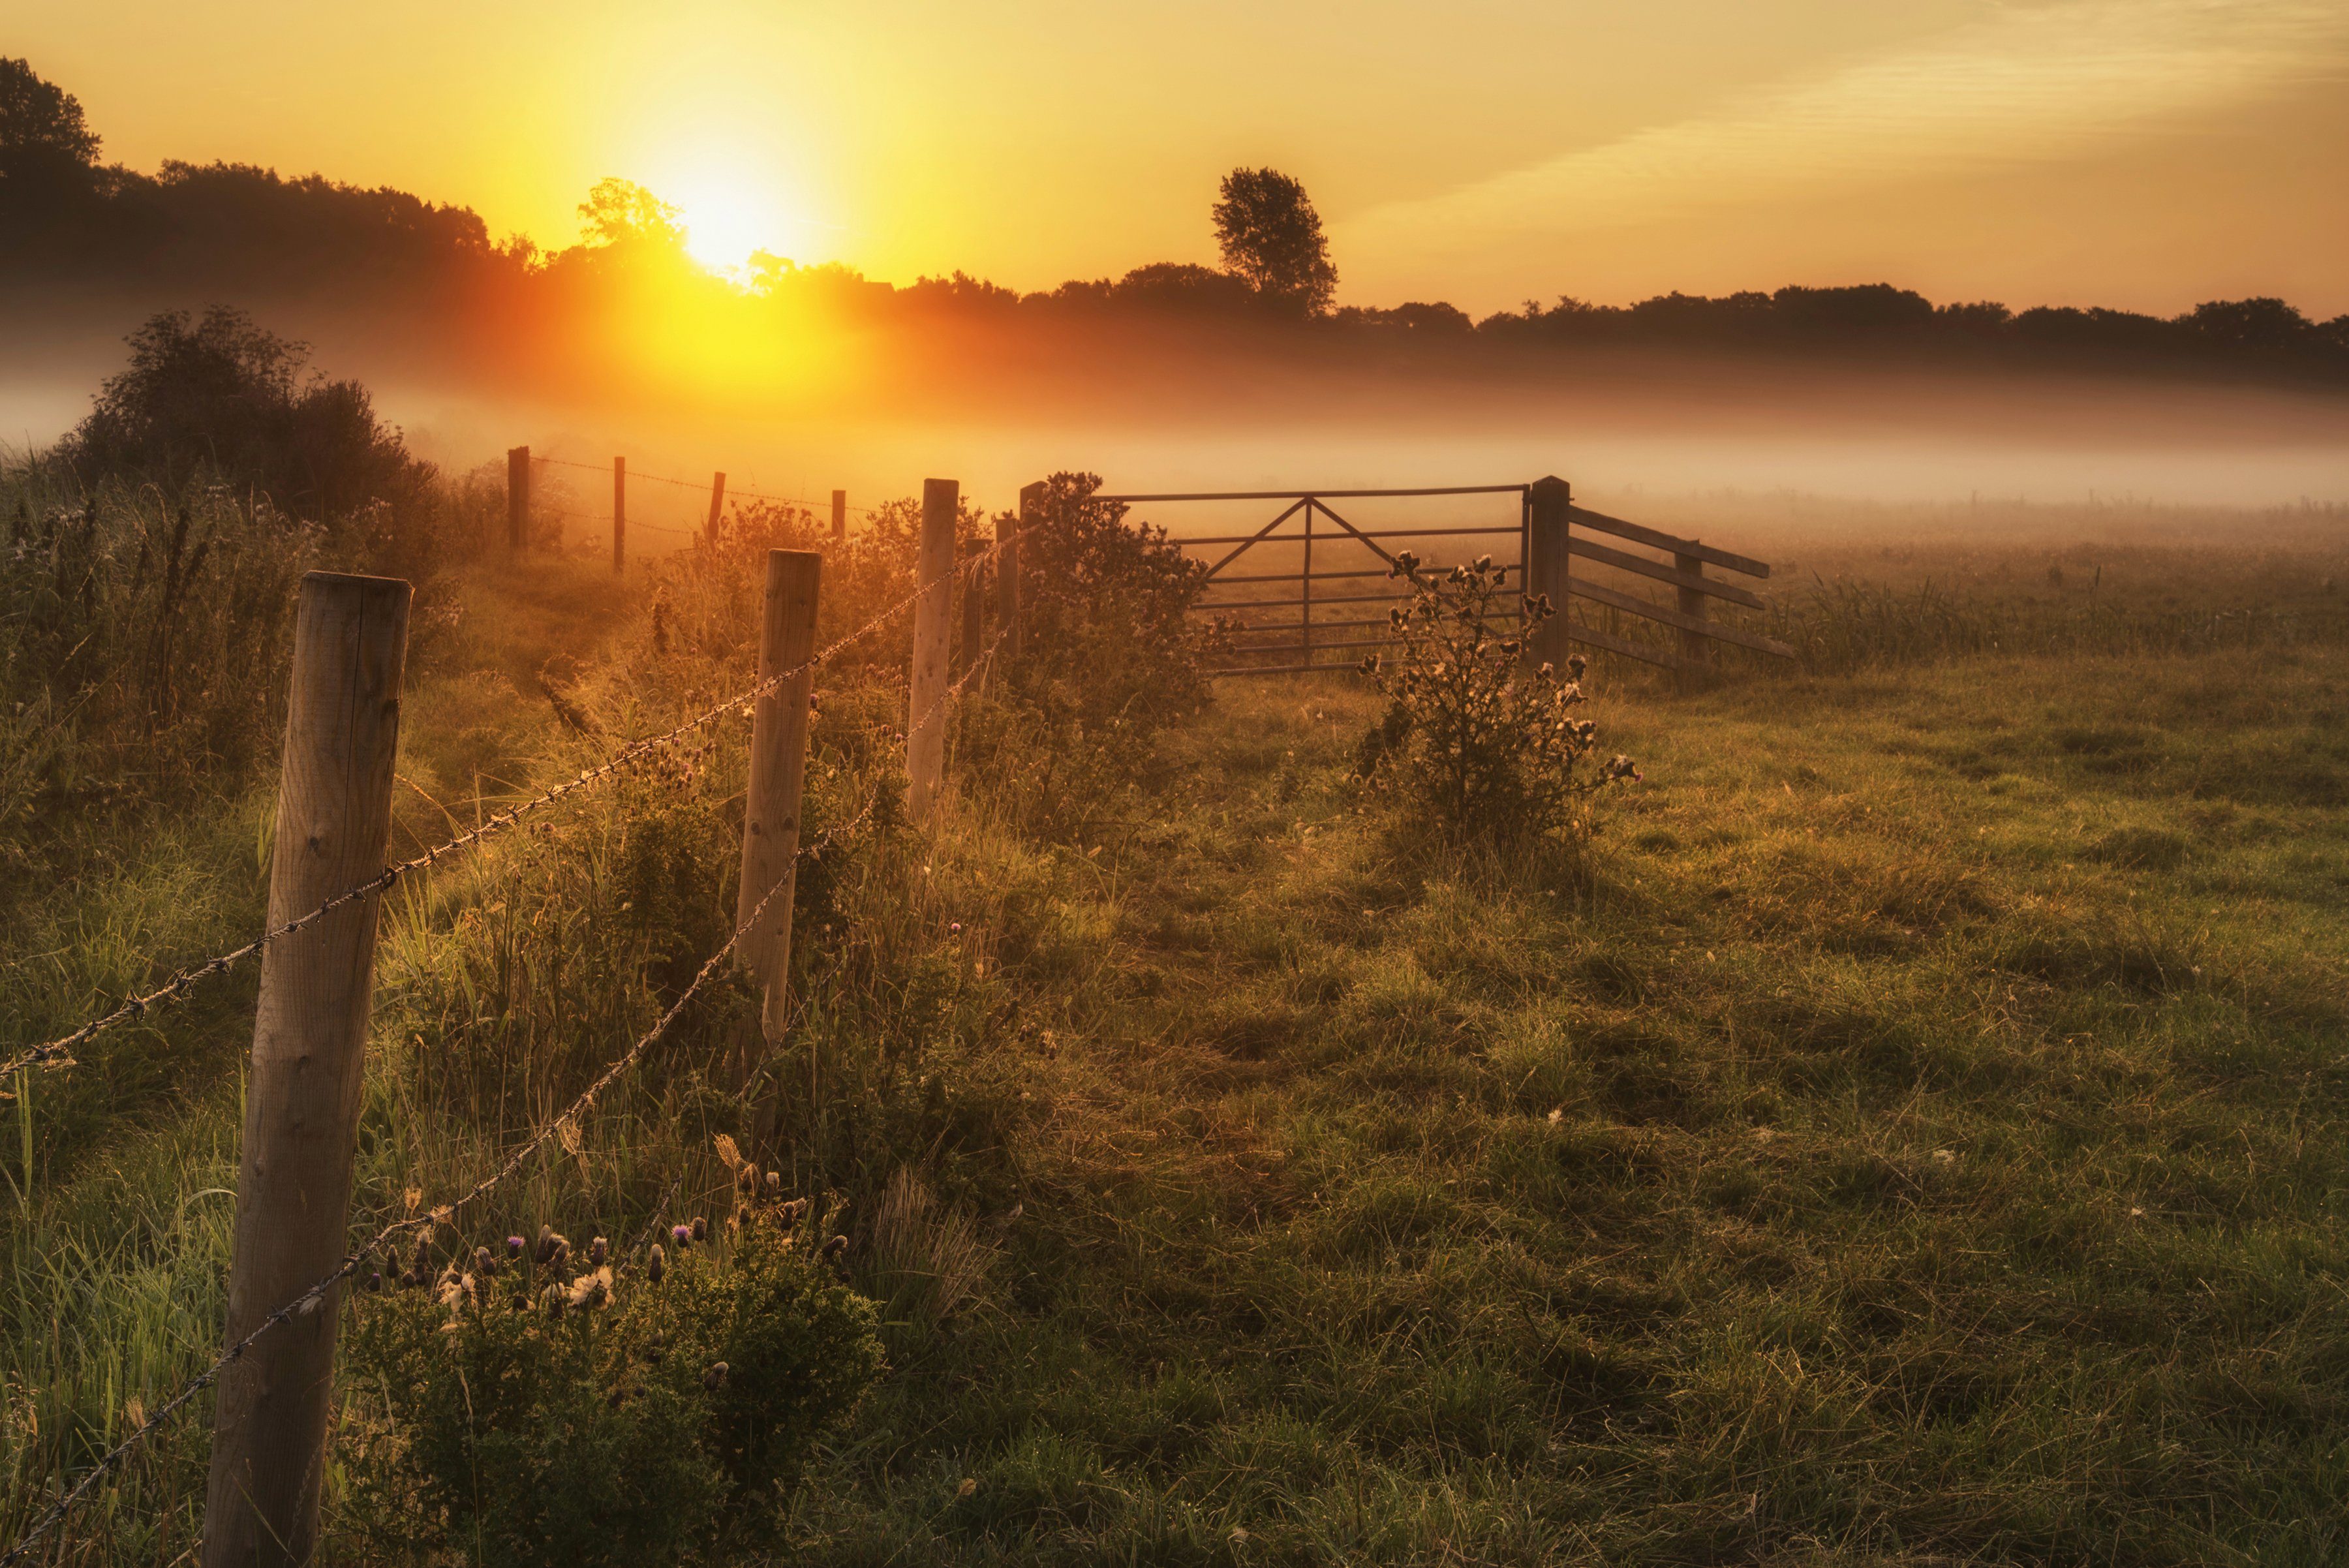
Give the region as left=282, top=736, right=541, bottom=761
left=5, top=56, right=2346, bottom=389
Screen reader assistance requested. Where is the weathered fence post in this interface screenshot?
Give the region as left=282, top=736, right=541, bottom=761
left=1674, top=549, right=1710, bottom=688
left=831, top=489, right=848, bottom=544
left=737, top=549, right=822, bottom=1051
left=905, top=478, right=957, bottom=820
left=960, top=542, right=985, bottom=675
left=1004, top=484, right=1033, bottom=663
left=506, top=446, right=530, bottom=551
left=1526, top=475, right=1572, bottom=669
left=706, top=471, right=727, bottom=543
left=204, top=572, right=411, bottom=1568
left=612, top=455, right=626, bottom=574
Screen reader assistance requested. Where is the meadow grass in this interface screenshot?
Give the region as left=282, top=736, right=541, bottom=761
left=1, top=527, right=2344, bottom=1564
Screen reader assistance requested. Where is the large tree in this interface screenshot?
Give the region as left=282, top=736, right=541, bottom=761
left=0, top=57, right=100, bottom=189
left=1212, top=167, right=1338, bottom=316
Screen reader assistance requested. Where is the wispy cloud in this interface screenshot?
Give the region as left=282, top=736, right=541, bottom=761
left=1340, top=0, right=2349, bottom=269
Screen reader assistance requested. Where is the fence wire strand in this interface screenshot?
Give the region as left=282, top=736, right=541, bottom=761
left=530, top=455, right=883, bottom=518
left=0, top=787, right=879, bottom=1568
left=1, top=540, right=1002, bottom=1088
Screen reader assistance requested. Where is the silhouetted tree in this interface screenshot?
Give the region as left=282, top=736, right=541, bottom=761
left=577, top=177, right=684, bottom=249
left=64, top=307, right=433, bottom=523
left=0, top=57, right=99, bottom=185
left=1212, top=168, right=1338, bottom=316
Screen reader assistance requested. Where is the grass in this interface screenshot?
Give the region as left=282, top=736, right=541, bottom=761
left=3, top=517, right=2347, bottom=1564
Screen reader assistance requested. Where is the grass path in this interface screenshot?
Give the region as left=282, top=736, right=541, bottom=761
left=793, top=649, right=2349, bottom=1565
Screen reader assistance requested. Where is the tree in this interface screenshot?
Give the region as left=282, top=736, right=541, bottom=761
left=1212, top=167, right=1338, bottom=316
left=64, top=307, right=432, bottom=522
left=577, top=177, right=684, bottom=249
left=0, top=57, right=100, bottom=189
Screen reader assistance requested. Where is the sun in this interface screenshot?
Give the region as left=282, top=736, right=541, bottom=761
left=666, top=164, right=786, bottom=275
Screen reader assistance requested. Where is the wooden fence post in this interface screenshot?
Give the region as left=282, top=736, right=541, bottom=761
left=1526, top=476, right=1572, bottom=669
left=612, top=455, right=626, bottom=574
left=831, top=489, right=847, bottom=544
left=960, top=543, right=985, bottom=676
left=203, top=572, right=411, bottom=1568
left=905, top=478, right=957, bottom=820
left=1674, top=549, right=1709, bottom=688
left=506, top=446, right=530, bottom=552
left=1004, top=484, right=1033, bottom=663
left=706, top=471, right=727, bottom=543
left=737, top=549, right=822, bottom=1051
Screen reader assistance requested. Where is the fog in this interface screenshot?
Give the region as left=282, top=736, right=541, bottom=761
left=7, top=289, right=2344, bottom=551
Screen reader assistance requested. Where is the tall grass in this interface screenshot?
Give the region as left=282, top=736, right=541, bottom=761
left=3, top=507, right=2346, bottom=1562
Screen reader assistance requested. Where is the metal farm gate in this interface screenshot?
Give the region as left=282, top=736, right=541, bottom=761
left=1084, top=477, right=1794, bottom=677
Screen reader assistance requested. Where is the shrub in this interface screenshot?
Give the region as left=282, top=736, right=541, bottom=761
left=1355, top=553, right=1638, bottom=842
left=1003, top=471, right=1217, bottom=732
left=341, top=1191, right=882, bottom=1567
left=60, top=307, right=435, bottom=526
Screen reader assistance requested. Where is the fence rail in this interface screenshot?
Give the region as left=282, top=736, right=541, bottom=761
left=1095, top=476, right=1791, bottom=677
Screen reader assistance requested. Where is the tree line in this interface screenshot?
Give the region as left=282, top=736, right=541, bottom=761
left=5, top=57, right=2346, bottom=386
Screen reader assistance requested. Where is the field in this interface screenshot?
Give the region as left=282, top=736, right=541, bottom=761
left=4, top=497, right=2348, bottom=1564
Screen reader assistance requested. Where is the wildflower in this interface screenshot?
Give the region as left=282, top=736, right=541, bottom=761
left=956, top=1478, right=977, bottom=1500
left=474, top=1246, right=496, bottom=1279
left=589, top=1236, right=609, bottom=1267
left=671, top=1224, right=693, bottom=1252
left=949, top=922, right=962, bottom=935
left=506, top=1236, right=525, bottom=1259
left=702, top=1361, right=730, bottom=1392
left=543, top=1284, right=566, bottom=1319
left=778, top=1197, right=809, bottom=1232
left=566, top=1267, right=613, bottom=1309
left=365, top=1270, right=384, bottom=1293
left=647, top=1244, right=667, bottom=1284
left=691, top=1215, right=708, bottom=1242
left=764, top=1170, right=783, bottom=1197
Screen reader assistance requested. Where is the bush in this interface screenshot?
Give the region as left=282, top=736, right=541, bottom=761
left=60, top=307, right=435, bottom=526
left=341, top=1189, right=882, bottom=1567
left=1355, top=553, right=1638, bottom=842
left=1003, top=472, right=1216, bottom=731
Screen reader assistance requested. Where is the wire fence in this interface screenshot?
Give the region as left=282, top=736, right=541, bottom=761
left=0, top=504, right=1009, bottom=1561
left=1, top=538, right=1003, bottom=1088
left=531, top=455, right=886, bottom=519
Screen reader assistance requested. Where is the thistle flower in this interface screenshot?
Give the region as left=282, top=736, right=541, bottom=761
left=702, top=1362, right=730, bottom=1392
left=821, top=1235, right=848, bottom=1263
left=474, top=1246, right=496, bottom=1279
left=764, top=1170, right=783, bottom=1197
left=672, top=1224, right=694, bottom=1252
left=647, top=1244, right=667, bottom=1284
left=365, top=1270, right=384, bottom=1293
left=543, top=1284, right=566, bottom=1319
left=589, top=1236, right=609, bottom=1267
left=778, top=1197, right=809, bottom=1231
left=690, top=1215, right=708, bottom=1242
left=506, top=1236, right=525, bottom=1259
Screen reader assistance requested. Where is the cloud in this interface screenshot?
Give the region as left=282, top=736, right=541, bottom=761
left=1338, top=0, right=2349, bottom=275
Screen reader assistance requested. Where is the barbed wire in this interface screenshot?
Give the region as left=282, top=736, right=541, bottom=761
left=530, top=456, right=884, bottom=519
left=908, top=618, right=1013, bottom=751
left=0, top=540, right=1003, bottom=1088
left=0, top=783, right=882, bottom=1568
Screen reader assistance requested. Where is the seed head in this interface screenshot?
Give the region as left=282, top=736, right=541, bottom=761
left=702, top=1361, right=730, bottom=1392
left=647, top=1243, right=667, bottom=1284
left=690, top=1215, right=708, bottom=1242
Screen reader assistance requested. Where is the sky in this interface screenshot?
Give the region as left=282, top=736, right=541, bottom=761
left=14, top=0, right=2349, bottom=316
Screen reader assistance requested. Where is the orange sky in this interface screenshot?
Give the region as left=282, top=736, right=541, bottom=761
left=16, top=0, right=2349, bottom=315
